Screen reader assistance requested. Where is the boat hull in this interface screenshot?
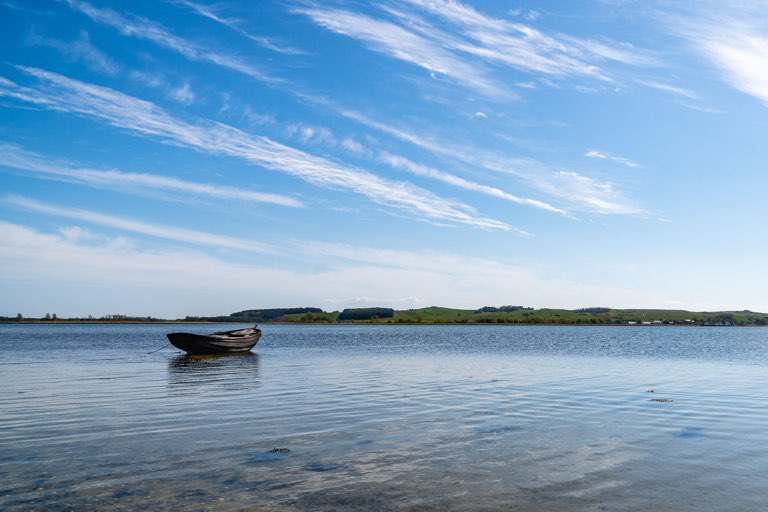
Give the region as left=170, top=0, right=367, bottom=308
left=166, top=328, right=261, bottom=355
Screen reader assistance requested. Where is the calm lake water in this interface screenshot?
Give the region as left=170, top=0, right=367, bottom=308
left=1, top=324, right=767, bottom=511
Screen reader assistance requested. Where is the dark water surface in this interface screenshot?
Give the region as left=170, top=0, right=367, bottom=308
left=1, top=324, right=767, bottom=511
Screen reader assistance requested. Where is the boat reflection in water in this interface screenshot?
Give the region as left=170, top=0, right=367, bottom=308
left=167, top=352, right=261, bottom=392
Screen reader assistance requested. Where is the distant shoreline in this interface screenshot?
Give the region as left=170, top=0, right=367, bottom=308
left=0, top=320, right=240, bottom=325
left=4, top=305, right=767, bottom=326
left=2, top=320, right=765, bottom=327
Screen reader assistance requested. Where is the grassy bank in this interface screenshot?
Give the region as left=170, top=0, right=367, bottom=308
left=6, top=306, right=767, bottom=326
left=241, top=306, right=768, bottom=326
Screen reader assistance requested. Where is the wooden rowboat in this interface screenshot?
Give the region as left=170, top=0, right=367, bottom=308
left=167, top=326, right=261, bottom=355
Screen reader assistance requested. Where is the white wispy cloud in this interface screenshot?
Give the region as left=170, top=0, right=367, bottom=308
left=508, top=7, right=540, bottom=21
left=0, top=67, right=508, bottom=230
left=56, top=0, right=642, bottom=218
left=380, top=151, right=563, bottom=220
left=532, top=171, right=645, bottom=215
left=401, top=0, right=655, bottom=79
left=690, top=23, right=768, bottom=105
left=26, top=29, right=120, bottom=75
left=634, top=78, right=700, bottom=100
left=478, top=157, right=645, bottom=216
left=654, top=2, right=768, bottom=107
left=297, top=6, right=510, bottom=99
left=3, top=1, right=53, bottom=16
left=285, top=122, right=337, bottom=146
left=584, top=149, right=640, bottom=168
left=0, top=143, right=304, bottom=207
left=283, top=92, right=579, bottom=217
left=0, top=220, right=657, bottom=317
left=128, top=70, right=215, bottom=110
left=330, top=102, right=641, bottom=216
left=341, top=137, right=369, bottom=156
left=241, top=105, right=274, bottom=125
left=5, top=195, right=278, bottom=254
left=65, top=0, right=283, bottom=86
left=173, top=0, right=307, bottom=55
left=129, top=69, right=166, bottom=89
left=634, top=78, right=719, bottom=112
left=171, top=81, right=195, bottom=105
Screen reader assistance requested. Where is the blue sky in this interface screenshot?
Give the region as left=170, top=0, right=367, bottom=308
left=1, top=0, right=767, bottom=318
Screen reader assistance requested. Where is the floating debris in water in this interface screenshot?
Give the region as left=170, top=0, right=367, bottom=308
left=646, top=389, right=655, bottom=393
left=650, top=398, right=674, bottom=403
left=250, top=448, right=292, bottom=463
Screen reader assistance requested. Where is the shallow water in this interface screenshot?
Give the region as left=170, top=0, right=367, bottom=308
left=1, top=324, right=767, bottom=511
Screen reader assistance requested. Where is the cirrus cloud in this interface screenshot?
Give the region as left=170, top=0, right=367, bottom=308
left=0, top=67, right=510, bottom=230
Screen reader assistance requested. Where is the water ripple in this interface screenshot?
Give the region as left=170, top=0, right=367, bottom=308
left=2, top=324, right=768, bottom=510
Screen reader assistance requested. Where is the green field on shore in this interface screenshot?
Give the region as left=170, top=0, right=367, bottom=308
left=6, top=306, right=768, bottom=325
left=192, top=306, right=768, bottom=326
